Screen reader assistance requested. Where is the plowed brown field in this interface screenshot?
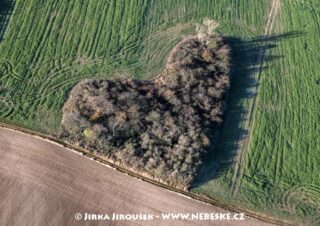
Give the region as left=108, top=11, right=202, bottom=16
left=0, top=127, right=272, bottom=226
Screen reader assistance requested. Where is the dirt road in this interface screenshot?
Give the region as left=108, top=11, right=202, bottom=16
left=230, top=0, right=281, bottom=195
left=0, top=127, right=272, bottom=226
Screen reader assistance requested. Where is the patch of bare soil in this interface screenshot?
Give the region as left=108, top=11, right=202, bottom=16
left=0, top=127, right=273, bottom=226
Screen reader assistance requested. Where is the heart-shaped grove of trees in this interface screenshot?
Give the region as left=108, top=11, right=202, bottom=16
left=59, top=35, right=230, bottom=190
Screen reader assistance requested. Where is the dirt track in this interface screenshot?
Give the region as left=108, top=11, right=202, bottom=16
left=230, top=0, right=281, bottom=195
left=0, top=127, right=272, bottom=226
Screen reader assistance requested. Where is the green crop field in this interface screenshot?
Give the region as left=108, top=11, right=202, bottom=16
left=1, top=0, right=319, bottom=224
left=0, top=0, right=269, bottom=132
left=193, top=0, right=320, bottom=225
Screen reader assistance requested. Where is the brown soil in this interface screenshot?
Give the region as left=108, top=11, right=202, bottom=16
left=0, top=127, right=272, bottom=226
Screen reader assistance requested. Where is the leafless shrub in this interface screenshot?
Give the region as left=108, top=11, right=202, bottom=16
left=196, top=18, right=220, bottom=41
left=59, top=35, right=230, bottom=188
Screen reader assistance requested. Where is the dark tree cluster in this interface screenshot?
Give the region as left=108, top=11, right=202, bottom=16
left=59, top=35, right=230, bottom=189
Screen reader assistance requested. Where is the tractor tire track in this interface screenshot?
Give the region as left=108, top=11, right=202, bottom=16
left=0, top=122, right=292, bottom=226
left=230, top=0, right=281, bottom=195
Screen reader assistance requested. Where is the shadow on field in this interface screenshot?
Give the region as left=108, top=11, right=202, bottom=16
left=192, top=31, right=303, bottom=189
left=0, top=0, right=14, bottom=42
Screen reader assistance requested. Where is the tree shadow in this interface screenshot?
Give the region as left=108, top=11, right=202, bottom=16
left=192, top=31, right=304, bottom=188
left=0, top=0, right=14, bottom=42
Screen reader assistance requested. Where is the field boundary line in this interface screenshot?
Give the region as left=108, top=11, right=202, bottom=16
left=230, top=0, right=281, bottom=195
left=0, top=121, right=292, bottom=226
